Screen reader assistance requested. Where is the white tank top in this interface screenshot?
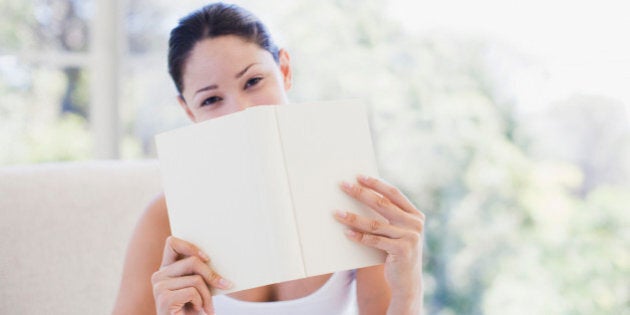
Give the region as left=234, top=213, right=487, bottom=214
left=213, top=270, right=357, bottom=315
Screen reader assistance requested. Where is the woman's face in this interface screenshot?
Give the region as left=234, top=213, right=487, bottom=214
left=178, top=35, right=292, bottom=122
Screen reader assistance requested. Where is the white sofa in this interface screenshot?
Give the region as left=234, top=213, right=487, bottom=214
left=0, top=160, right=162, bottom=314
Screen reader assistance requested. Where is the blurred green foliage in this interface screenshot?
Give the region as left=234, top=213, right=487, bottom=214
left=0, top=0, right=628, bottom=314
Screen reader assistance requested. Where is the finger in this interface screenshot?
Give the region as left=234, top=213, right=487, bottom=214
left=162, top=236, right=210, bottom=267
left=163, top=287, right=203, bottom=313
left=334, top=210, right=407, bottom=239
left=357, top=175, right=423, bottom=218
left=346, top=230, right=420, bottom=256
left=340, top=181, right=409, bottom=223
left=154, top=275, right=214, bottom=315
left=157, top=255, right=232, bottom=290
left=344, top=229, right=407, bottom=256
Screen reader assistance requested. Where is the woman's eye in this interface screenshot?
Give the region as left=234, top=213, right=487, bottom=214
left=201, top=96, right=222, bottom=106
left=244, top=77, right=262, bottom=89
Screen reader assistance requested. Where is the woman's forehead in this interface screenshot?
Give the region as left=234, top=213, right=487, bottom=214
left=186, top=37, right=271, bottom=73
left=181, top=36, right=275, bottom=92
left=190, top=36, right=267, bottom=63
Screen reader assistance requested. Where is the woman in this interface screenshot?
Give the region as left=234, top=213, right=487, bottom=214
left=113, top=3, right=424, bottom=315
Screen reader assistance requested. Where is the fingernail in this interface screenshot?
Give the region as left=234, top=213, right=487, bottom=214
left=335, top=210, right=348, bottom=219
left=198, top=251, right=210, bottom=262
left=340, top=181, right=352, bottom=189
left=219, top=278, right=233, bottom=289
left=345, top=229, right=357, bottom=238
left=358, top=174, right=370, bottom=182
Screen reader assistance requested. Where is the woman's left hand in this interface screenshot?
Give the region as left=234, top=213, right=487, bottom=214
left=335, top=175, right=424, bottom=314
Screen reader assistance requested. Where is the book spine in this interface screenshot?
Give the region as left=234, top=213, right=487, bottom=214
left=273, top=106, right=307, bottom=277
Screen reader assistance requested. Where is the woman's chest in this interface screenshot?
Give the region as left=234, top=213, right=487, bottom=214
left=226, top=273, right=333, bottom=302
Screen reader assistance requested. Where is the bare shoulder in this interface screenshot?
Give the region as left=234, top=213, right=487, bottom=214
left=356, top=264, right=391, bottom=315
left=136, top=193, right=171, bottom=242
left=112, top=193, right=171, bottom=315
left=127, top=193, right=171, bottom=262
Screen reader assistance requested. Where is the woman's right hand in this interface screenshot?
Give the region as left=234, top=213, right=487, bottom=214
left=151, top=236, right=232, bottom=315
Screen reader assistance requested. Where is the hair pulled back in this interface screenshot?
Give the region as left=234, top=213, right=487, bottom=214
left=168, top=2, right=280, bottom=94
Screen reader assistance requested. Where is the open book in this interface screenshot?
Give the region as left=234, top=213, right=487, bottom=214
left=155, top=100, right=386, bottom=294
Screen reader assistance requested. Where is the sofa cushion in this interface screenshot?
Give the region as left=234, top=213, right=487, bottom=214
left=0, top=160, right=161, bottom=314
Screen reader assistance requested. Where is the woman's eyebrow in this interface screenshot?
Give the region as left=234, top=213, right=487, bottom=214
left=235, top=63, right=259, bottom=79
left=192, top=63, right=259, bottom=97
left=194, top=84, right=218, bottom=96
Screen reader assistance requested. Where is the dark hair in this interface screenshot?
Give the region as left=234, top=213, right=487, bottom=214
left=168, top=2, right=280, bottom=95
